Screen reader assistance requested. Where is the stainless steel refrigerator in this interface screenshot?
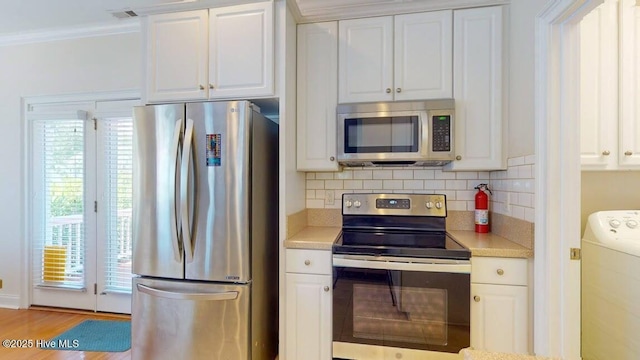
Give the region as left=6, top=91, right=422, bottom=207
left=131, top=101, right=278, bottom=360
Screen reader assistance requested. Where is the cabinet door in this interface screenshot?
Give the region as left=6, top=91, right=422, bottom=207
left=209, top=1, right=274, bottom=99
left=394, top=11, right=453, bottom=101
left=285, top=273, right=332, bottom=360
left=339, top=16, right=393, bottom=103
left=471, top=283, right=528, bottom=354
left=446, top=6, right=505, bottom=171
left=297, top=22, right=339, bottom=171
left=580, top=0, right=619, bottom=169
left=145, top=10, right=209, bottom=102
left=619, top=0, right=640, bottom=167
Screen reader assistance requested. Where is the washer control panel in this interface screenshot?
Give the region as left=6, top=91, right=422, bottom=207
left=588, top=211, right=640, bottom=240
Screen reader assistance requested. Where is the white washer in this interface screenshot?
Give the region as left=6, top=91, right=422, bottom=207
left=582, top=211, right=640, bottom=360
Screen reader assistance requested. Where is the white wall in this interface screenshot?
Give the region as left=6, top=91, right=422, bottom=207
left=0, top=32, right=141, bottom=308
left=508, top=0, right=549, bottom=157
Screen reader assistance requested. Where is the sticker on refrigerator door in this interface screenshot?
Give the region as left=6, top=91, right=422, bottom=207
left=206, top=134, right=221, bottom=166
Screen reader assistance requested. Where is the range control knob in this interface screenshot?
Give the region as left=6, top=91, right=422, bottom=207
left=425, top=201, right=434, bottom=209
left=345, top=200, right=353, bottom=208
left=435, top=202, right=443, bottom=209
left=609, top=219, right=621, bottom=228
left=354, top=200, right=362, bottom=208
left=626, top=220, right=638, bottom=229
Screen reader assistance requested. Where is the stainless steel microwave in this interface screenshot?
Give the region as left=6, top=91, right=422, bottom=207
left=337, top=99, right=455, bottom=167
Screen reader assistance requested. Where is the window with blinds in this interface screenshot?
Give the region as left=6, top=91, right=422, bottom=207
left=98, top=117, right=134, bottom=293
left=31, top=119, right=86, bottom=289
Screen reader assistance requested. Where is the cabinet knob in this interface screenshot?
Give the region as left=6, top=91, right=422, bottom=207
left=304, top=260, right=311, bottom=266
left=602, top=150, right=610, bottom=156
left=396, top=88, right=401, bottom=93
left=625, top=150, right=633, bottom=156
left=474, top=295, right=481, bottom=302
left=386, top=88, right=391, bottom=93
left=324, top=286, right=330, bottom=292
left=497, top=269, right=504, bottom=276
left=330, top=156, right=335, bottom=161
left=199, top=85, right=205, bottom=90
left=209, top=84, right=214, bottom=89
left=456, top=155, right=462, bottom=161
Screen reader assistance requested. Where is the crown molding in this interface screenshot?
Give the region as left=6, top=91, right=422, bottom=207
left=0, top=19, right=140, bottom=47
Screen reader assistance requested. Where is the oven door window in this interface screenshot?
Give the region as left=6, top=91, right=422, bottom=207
left=333, top=266, right=470, bottom=353
left=344, top=116, right=419, bottom=153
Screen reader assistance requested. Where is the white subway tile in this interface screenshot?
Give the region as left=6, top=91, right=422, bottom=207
left=446, top=180, right=467, bottom=190
left=326, top=202, right=342, bottom=209
left=393, top=169, right=413, bottom=179
left=467, top=180, right=489, bottom=191
left=336, top=190, right=351, bottom=198
left=466, top=201, right=476, bottom=211
left=312, top=190, right=322, bottom=199
left=456, top=172, right=478, bottom=180
left=306, top=180, right=324, bottom=189
left=424, top=180, right=446, bottom=190
left=414, top=169, right=435, bottom=179
left=324, top=180, right=344, bottom=189
left=525, top=207, right=535, bottom=222
left=335, top=170, right=353, bottom=180
left=508, top=156, right=525, bottom=167
left=512, top=180, right=524, bottom=192
left=507, top=166, right=518, bottom=179
left=525, top=154, right=536, bottom=165
left=518, top=193, right=533, bottom=207
left=373, top=170, right=393, bottom=179
left=447, top=201, right=467, bottom=211
left=523, top=179, right=535, bottom=193
left=306, top=199, right=325, bottom=208
left=518, top=165, right=532, bottom=179
left=363, top=180, right=383, bottom=190
left=478, top=171, right=491, bottom=180
left=434, top=170, right=456, bottom=180
left=306, top=190, right=316, bottom=199
left=457, top=190, right=476, bottom=201
left=344, top=180, right=364, bottom=190
left=353, top=170, right=373, bottom=180
left=306, top=172, right=316, bottom=179
left=403, top=180, right=424, bottom=190
left=315, top=172, right=334, bottom=180
left=511, top=205, right=526, bottom=220
left=439, top=190, right=457, bottom=200
left=383, top=180, right=403, bottom=190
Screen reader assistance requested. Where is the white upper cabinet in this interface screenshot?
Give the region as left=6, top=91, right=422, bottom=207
left=209, top=2, right=274, bottom=98
left=297, top=22, right=339, bottom=171
left=445, top=6, right=505, bottom=171
left=145, top=10, right=209, bottom=102
left=338, top=11, right=452, bottom=103
left=144, top=1, right=274, bottom=103
left=581, top=0, right=640, bottom=170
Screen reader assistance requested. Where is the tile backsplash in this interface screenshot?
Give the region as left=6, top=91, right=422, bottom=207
left=305, top=155, right=535, bottom=223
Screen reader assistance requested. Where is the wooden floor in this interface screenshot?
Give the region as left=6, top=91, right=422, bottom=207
left=0, top=307, right=131, bottom=360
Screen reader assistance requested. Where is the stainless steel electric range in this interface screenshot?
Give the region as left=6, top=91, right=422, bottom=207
left=332, top=193, right=471, bottom=360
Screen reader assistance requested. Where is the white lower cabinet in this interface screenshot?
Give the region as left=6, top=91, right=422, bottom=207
left=470, top=257, right=529, bottom=354
left=285, top=249, right=332, bottom=360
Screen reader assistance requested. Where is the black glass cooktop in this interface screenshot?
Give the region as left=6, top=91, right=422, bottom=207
left=333, top=229, right=471, bottom=260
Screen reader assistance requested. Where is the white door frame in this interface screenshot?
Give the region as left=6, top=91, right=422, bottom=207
left=535, top=0, right=601, bottom=358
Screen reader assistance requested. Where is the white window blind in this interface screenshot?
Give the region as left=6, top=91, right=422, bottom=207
left=98, top=117, right=134, bottom=293
left=31, top=119, right=86, bottom=289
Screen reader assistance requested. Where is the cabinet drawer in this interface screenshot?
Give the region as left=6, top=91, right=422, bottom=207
left=471, top=257, right=528, bottom=286
left=286, top=249, right=332, bottom=275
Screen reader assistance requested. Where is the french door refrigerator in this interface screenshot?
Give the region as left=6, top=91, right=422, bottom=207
left=131, top=101, right=278, bottom=360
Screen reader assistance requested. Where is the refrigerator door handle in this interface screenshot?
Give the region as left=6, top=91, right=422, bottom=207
left=170, top=119, right=184, bottom=262
left=136, top=284, right=239, bottom=301
left=181, top=118, right=195, bottom=263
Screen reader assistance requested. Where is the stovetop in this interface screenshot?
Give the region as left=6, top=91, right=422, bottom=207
left=333, top=193, right=471, bottom=260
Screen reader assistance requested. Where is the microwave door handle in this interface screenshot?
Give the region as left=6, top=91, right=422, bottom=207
left=332, top=256, right=471, bottom=274
left=170, top=119, right=183, bottom=262
left=181, top=118, right=195, bottom=263
left=137, top=284, right=238, bottom=301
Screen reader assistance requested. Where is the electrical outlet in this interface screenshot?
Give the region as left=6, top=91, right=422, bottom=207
left=325, top=190, right=335, bottom=205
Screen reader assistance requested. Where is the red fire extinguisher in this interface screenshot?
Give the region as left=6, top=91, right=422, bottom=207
left=474, top=184, right=492, bottom=233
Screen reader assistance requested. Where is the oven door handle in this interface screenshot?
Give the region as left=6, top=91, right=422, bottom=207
left=332, top=256, right=471, bottom=274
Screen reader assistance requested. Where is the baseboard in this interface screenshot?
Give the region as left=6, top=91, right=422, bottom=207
left=0, top=294, right=21, bottom=309
left=29, top=306, right=131, bottom=320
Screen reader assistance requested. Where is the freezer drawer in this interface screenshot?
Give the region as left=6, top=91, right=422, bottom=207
left=132, top=277, right=250, bottom=360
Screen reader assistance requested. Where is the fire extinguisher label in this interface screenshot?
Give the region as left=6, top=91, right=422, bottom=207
left=475, top=209, right=489, bottom=225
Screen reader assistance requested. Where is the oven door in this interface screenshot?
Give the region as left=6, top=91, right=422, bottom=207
left=332, top=255, right=470, bottom=357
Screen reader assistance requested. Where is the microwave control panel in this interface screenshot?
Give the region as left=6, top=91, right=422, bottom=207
left=432, top=115, right=451, bottom=152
